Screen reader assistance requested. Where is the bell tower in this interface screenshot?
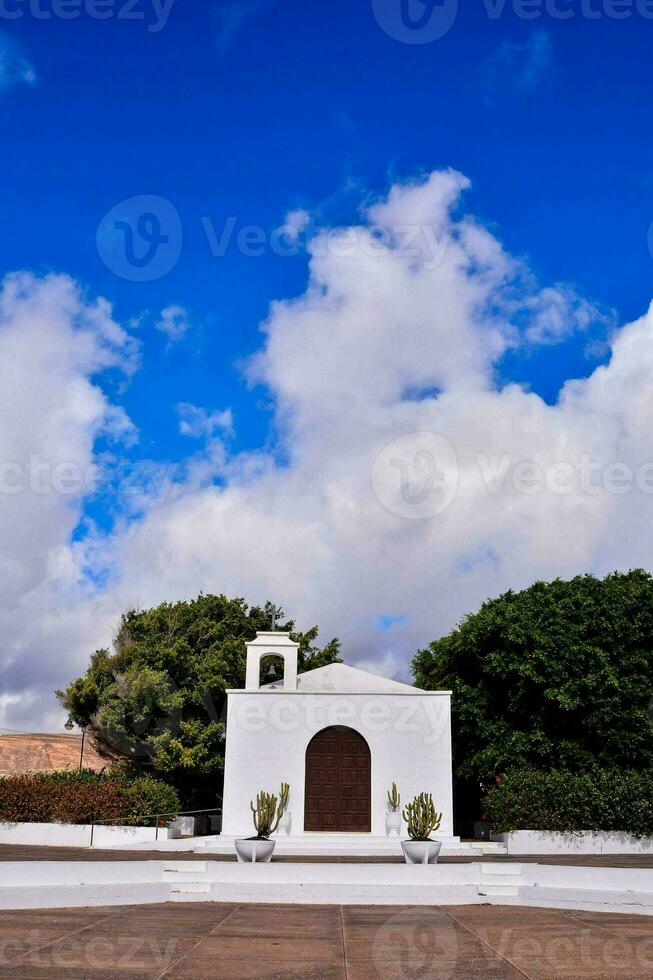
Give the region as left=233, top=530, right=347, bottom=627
left=245, top=631, right=299, bottom=691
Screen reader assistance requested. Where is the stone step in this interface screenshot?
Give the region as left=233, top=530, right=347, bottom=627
left=163, top=861, right=208, bottom=874
left=480, top=863, right=523, bottom=876
left=478, top=884, right=521, bottom=897
left=171, top=882, right=212, bottom=894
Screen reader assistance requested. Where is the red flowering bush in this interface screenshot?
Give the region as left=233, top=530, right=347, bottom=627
left=0, top=769, right=180, bottom=826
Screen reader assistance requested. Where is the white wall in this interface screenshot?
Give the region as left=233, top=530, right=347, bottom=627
left=221, top=691, right=453, bottom=837
left=0, top=822, right=179, bottom=848
left=496, top=830, right=653, bottom=855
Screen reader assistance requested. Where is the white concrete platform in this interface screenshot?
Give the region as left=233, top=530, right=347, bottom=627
left=199, top=833, right=507, bottom=858
left=1, top=860, right=651, bottom=915
left=495, top=830, right=653, bottom=856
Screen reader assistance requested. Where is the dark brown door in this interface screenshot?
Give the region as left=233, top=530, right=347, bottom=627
left=304, top=726, right=371, bottom=832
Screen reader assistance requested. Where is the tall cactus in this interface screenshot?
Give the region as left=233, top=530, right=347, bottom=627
left=250, top=790, right=283, bottom=839
left=279, top=782, right=290, bottom=812
left=387, top=782, right=401, bottom=812
left=402, top=792, right=442, bottom=841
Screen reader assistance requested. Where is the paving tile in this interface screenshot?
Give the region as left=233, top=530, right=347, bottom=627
left=506, top=959, right=650, bottom=980
left=216, top=919, right=339, bottom=939
left=161, top=956, right=346, bottom=979
left=344, top=938, right=494, bottom=961
left=570, top=911, right=653, bottom=925
left=0, top=912, right=116, bottom=929
left=0, top=968, right=159, bottom=979
left=218, top=908, right=340, bottom=939
left=189, top=934, right=343, bottom=962
left=346, top=963, right=524, bottom=979
left=447, top=906, right=568, bottom=924
left=342, top=907, right=451, bottom=931
left=85, top=919, right=215, bottom=939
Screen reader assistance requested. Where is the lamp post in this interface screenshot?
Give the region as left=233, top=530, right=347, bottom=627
left=64, top=715, right=85, bottom=771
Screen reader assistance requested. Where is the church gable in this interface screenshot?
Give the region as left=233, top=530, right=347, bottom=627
left=263, top=661, right=425, bottom=695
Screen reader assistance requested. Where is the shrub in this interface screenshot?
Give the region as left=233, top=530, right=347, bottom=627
left=485, top=768, right=653, bottom=838
left=123, top=775, right=182, bottom=826
left=0, top=769, right=180, bottom=827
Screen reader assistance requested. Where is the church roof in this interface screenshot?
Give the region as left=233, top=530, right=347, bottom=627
left=262, top=661, right=427, bottom=694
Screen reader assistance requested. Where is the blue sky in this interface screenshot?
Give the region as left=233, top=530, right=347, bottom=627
left=3, top=1, right=653, bottom=460
left=3, top=0, right=653, bottom=727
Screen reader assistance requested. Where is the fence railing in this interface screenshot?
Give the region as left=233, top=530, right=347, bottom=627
left=89, top=806, right=222, bottom=847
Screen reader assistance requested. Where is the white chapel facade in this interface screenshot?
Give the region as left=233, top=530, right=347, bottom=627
left=221, top=631, right=456, bottom=838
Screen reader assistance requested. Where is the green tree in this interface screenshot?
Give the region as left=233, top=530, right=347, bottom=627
left=412, top=571, right=653, bottom=790
left=58, top=595, right=341, bottom=808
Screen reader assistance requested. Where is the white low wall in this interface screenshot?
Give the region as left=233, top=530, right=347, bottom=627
left=0, top=821, right=180, bottom=848
left=494, top=830, right=653, bottom=855
left=0, top=859, right=651, bottom=913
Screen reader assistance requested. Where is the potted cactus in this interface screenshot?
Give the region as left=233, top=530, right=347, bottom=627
left=276, top=782, right=292, bottom=835
left=235, top=788, right=287, bottom=862
left=386, top=783, right=401, bottom=836
left=401, top=792, right=443, bottom=864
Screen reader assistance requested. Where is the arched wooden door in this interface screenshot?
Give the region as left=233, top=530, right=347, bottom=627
left=304, top=726, right=371, bottom=832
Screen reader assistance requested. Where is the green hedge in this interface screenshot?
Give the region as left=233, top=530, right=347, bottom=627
left=485, top=768, right=653, bottom=838
left=0, top=769, right=181, bottom=827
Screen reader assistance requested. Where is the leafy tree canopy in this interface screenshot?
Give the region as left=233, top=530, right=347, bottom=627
left=58, top=594, right=341, bottom=807
left=412, top=571, right=653, bottom=785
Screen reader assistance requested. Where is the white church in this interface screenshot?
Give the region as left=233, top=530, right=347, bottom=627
left=221, top=631, right=456, bottom=841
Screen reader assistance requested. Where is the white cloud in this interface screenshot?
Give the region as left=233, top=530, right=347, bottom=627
left=0, top=33, right=37, bottom=92
left=177, top=403, right=233, bottom=439
left=155, top=305, right=190, bottom=343
left=279, top=209, right=311, bottom=244
left=523, top=284, right=613, bottom=345
left=2, top=171, right=653, bottom=732
left=0, top=272, right=137, bottom=730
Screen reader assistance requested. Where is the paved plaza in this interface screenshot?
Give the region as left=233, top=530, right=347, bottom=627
left=0, top=901, right=650, bottom=978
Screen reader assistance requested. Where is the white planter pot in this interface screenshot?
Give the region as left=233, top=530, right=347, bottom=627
left=386, top=812, right=402, bottom=836
left=277, top=812, right=292, bottom=836
left=401, top=840, right=442, bottom=865
left=234, top=839, right=276, bottom=863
